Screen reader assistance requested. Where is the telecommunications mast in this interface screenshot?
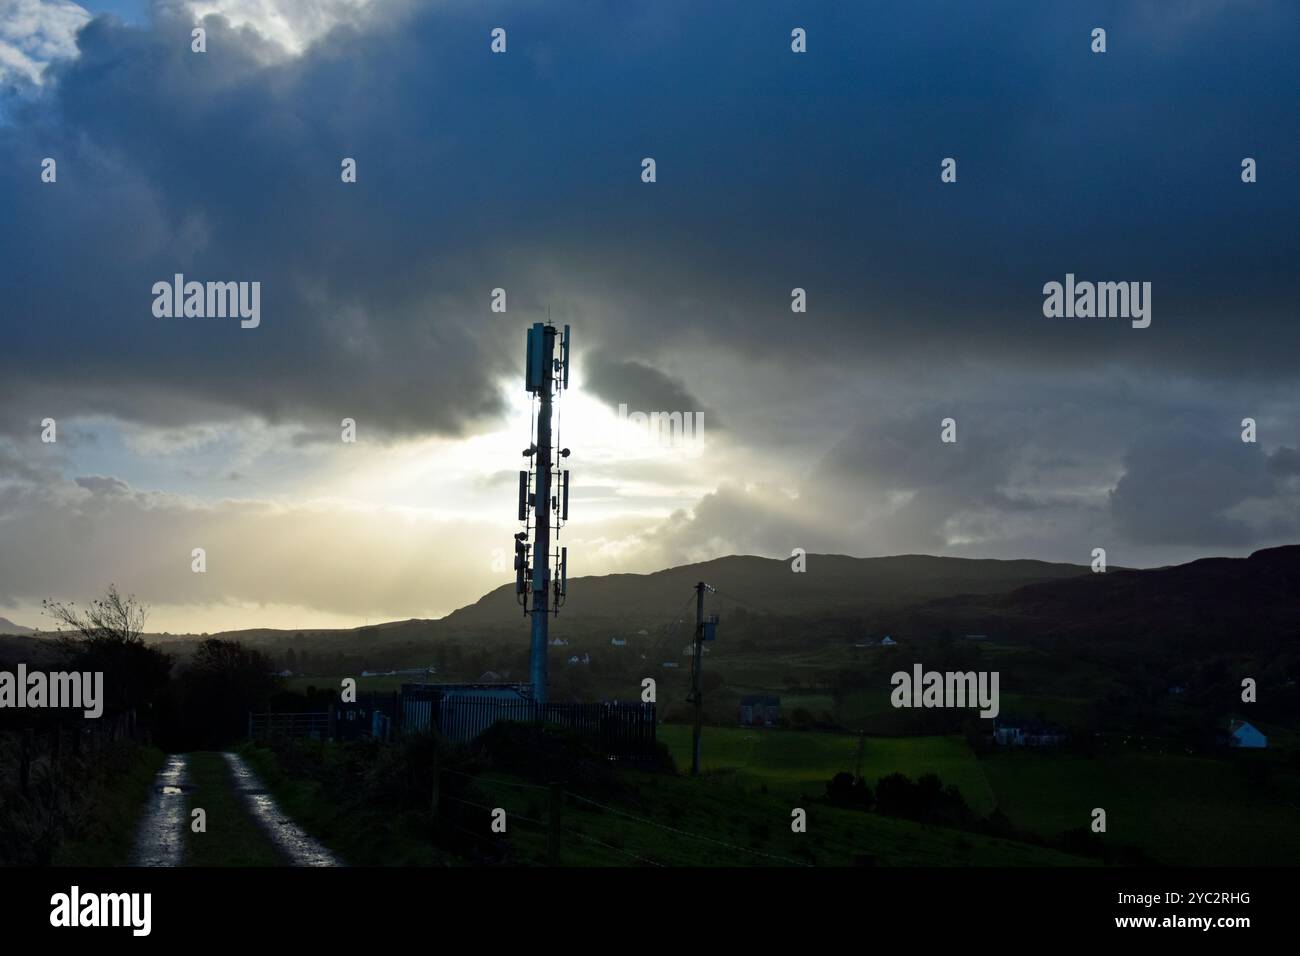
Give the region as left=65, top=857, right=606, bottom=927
left=514, top=321, right=572, bottom=704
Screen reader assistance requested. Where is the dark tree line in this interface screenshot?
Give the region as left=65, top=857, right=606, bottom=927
left=41, top=586, right=281, bottom=751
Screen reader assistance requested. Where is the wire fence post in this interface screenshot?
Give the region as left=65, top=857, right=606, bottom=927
left=431, top=751, right=441, bottom=819
left=19, top=728, right=33, bottom=795
left=547, top=782, right=563, bottom=865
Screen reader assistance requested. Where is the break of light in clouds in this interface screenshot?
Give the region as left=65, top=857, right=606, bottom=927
left=1, top=0, right=1298, bottom=631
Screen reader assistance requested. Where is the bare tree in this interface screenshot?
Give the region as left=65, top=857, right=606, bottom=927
left=40, top=585, right=170, bottom=720
left=41, top=584, right=148, bottom=646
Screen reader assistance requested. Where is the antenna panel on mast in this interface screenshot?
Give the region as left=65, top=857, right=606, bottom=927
left=525, top=323, right=546, bottom=392
left=562, top=325, right=571, bottom=389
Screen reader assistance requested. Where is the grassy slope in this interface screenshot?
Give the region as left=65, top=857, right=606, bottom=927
left=466, top=769, right=1087, bottom=867
left=236, top=743, right=441, bottom=865
left=981, top=750, right=1300, bottom=866
left=236, top=738, right=1083, bottom=867
left=53, top=745, right=166, bottom=866
left=661, top=723, right=1300, bottom=865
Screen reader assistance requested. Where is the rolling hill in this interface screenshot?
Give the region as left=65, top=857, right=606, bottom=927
left=441, top=553, right=1093, bottom=630
left=904, top=544, right=1300, bottom=649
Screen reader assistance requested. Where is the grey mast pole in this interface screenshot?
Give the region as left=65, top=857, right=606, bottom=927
left=529, top=325, right=557, bottom=705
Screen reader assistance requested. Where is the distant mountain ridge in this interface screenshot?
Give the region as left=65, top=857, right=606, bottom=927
left=0, top=617, right=35, bottom=636
left=440, top=552, right=1094, bottom=629
left=904, top=544, right=1300, bottom=648
left=11, top=547, right=1300, bottom=662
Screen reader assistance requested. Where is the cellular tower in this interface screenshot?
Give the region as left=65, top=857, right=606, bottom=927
left=513, top=321, right=572, bottom=704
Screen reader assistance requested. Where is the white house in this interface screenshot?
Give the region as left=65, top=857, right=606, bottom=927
left=881, top=636, right=897, bottom=646
left=1228, top=719, right=1267, bottom=749
left=610, top=637, right=627, bottom=646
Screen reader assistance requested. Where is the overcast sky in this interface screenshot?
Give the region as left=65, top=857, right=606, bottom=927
left=1, top=0, right=1297, bottom=632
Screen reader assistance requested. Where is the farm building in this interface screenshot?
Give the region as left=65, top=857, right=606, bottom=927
left=1226, top=719, right=1267, bottom=749
left=739, top=694, right=781, bottom=727
left=992, top=717, right=1066, bottom=748
left=881, top=636, right=897, bottom=646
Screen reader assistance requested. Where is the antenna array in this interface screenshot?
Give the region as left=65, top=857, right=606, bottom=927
left=513, top=321, right=572, bottom=703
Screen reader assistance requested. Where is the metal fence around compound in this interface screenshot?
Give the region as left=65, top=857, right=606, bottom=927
left=248, top=694, right=657, bottom=760
left=247, top=710, right=330, bottom=741
left=410, top=695, right=657, bottom=759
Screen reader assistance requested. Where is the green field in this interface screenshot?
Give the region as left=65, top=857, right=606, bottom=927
left=658, top=723, right=1300, bottom=865
left=237, top=734, right=1087, bottom=867
left=657, top=724, right=996, bottom=815
left=981, top=749, right=1300, bottom=866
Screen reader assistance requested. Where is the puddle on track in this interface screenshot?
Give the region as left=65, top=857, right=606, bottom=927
left=130, top=754, right=191, bottom=867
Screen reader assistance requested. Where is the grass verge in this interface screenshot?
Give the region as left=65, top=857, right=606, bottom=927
left=185, top=751, right=283, bottom=866
left=53, top=744, right=166, bottom=866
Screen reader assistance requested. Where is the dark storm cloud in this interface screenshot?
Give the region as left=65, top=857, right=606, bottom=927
left=1266, top=446, right=1300, bottom=479
left=1109, top=426, right=1299, bottom=547
left=73, top=474, right=133, bottom=496
left=642, top=391, right=1300, bottom=566
left=1, top=0, right=1296, bottom=441
left=583, top=350, right=717, bottom=423
left=647, top=483, right=818, bottom=563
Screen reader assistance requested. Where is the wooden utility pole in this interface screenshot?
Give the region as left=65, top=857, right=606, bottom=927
left=691, top=582, right=705, bottom=776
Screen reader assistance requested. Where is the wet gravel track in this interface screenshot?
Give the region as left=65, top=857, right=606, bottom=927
left=130, top=754, right=192, bottom=866
left=221, top=751, right=340, bottom=866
